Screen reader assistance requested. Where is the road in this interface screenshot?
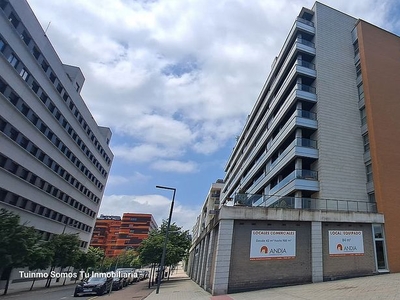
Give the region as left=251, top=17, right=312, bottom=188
left=1, top=279, right=155, bottom=300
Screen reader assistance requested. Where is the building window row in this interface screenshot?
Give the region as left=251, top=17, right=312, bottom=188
left=0, top=187, right=92, bottom=233
left=354, top=40, right=373, bottom=188
left=0, top=76, right=104, bottom=191
left=0, top=116, right=101, bottom=204
left=0, top=152, right=97, bottom=218
left=0, top=37, right=108, bottom=182
left=0, top=5, right=111, bottom=165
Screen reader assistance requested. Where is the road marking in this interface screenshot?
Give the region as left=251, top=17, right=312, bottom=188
left=87, top=297, right=98, bottom=300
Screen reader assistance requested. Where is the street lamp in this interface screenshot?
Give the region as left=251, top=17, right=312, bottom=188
left=155, top=185, right=176, bottom=294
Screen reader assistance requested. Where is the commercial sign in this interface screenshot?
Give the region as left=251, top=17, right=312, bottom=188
left=328, top=230, right=364, bottom=256
left=250, top=230, right=296, bottom=260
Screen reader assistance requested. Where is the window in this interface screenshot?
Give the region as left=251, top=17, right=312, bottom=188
left=7, top=54, right=18, bottom=68
left=49, top=72, right=56, bottom=83
left=19, top=68, right=29, bottom=81
left=41, top=60, right=49, bottom=72
left=356, top=63, right=361, bottom=78
left=363, top=134, right=370, bottom=152
left=0, top=38, right=5, bottom=52
left=366, top=163, right=373, bottom=182
left=360, top=107, right=367, bottom=126
left=353, top=40, right=359, bottom=57
left=358, top=84, right=364, bottom=101
left=32, top=47, right=40, bottom=59
left=20, top=31, right=31, bottom=46
left=8, top=12, right=19, bottom=28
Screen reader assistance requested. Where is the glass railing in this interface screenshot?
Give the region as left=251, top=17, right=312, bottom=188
left=297, top=109, right=317, bottom=120
left=297, top=38, right=315, bottom=48
left=297, top=84, right=316, bottom=93
left=268, top=197, right=377, bottom=213
left=298, top=59, right=315, bottom=70
left=296, top=17, right=314, bottom=27
left=232, top=194, right=377, bottom=213
left=296, top=137, right=317, bottom=148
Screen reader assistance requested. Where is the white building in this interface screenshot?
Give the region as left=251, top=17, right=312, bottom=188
left=0, top=0, right=113, bottom=249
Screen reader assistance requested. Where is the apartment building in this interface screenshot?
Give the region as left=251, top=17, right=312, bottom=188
left=192, top=179, right=223, bottom=242
left=89, top=215, right=121, bottom=257
left=188, top=2, right=400, bottom=295
left=0, top=0, right=113, bottom=249
left=90, top=213, right=157, bottom=257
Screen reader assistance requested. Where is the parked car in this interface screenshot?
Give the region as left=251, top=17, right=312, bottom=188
left=112, top=276, right=124, bottom=290
left=116, top=268, right=136, bottom=285
left=74, top=276, right=112, bottom=297
left=136, top=270, right=145, bottom=281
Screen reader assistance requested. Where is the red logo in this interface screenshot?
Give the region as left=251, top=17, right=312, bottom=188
left=260, top=246, right=268, bottom=253
left=337, top=243, right=343, bottom=251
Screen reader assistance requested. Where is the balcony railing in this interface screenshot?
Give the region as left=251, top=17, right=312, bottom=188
left=233, top=194, right=377, bottom=213
left=298, top=59, right=315, bottom=70
left=297, top=38, right=315, bottom=48
left=296, top=17, right=314, bottom=27
left=298, top=83, right=316, bottom=93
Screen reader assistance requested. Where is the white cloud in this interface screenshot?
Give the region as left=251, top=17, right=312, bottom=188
left=27, top=0, right=393, bottom=160
left=99, top=194, right=199, bottom=231
left=112, top=143, right=183, bottom=163
left=107, top=172, right=151, bottom=187
left=150, top=160, right=198, bottom=173
left=26, top=0, right=396, bottom=234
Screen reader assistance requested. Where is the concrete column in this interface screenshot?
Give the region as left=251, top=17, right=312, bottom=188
left=202, top=232, right=212, bottom=290
left=295, top=190, right=302, bottom=209
left=311, top=221, right=323, bottom=282
left=211, top=220, right=234, bottom=295
left=196, top=240, right=204, bottom=283
left=199, top=233, right=209, bottom=287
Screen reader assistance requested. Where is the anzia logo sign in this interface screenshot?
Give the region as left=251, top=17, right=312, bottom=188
left=250, top=230, right=296, bottom=260
left=328, top=230, right=364, bottom=256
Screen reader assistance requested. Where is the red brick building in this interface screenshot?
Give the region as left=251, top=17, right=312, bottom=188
left=90, top=213, right=157, bottom=257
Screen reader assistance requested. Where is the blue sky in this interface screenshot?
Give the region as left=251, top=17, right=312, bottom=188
left=26, top=0, right=399, bottom=231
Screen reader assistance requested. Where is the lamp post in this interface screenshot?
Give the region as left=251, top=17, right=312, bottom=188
left=155, top=185, right=176, bottom=294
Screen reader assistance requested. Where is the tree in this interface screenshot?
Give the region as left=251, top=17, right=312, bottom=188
left=0, top=209, right=45, bottom=295
left=74, top=247, right=105, bottom=273
left=137, top=220, right=191, bottom=284
left=45, top=233, right=80, bottom=288
left=26, top=241, right=53, bottom=290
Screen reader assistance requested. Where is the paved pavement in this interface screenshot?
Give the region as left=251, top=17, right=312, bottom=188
left=144, top=268, right=400, bottom=300
left=3, top=269, right=400, bottom=299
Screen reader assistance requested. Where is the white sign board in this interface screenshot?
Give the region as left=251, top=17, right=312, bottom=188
left=328, top=230, right=364, bottom=256
left=250, top=230, right=296, bottom=260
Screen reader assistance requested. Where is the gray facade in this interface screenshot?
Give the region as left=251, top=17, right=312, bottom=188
left=0, top=0, right=113, bottom=248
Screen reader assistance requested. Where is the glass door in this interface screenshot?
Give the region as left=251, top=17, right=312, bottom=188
left=372, top=224, right=388, bottom=272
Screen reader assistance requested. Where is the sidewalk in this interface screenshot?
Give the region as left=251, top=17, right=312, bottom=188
left=0, top=277, right=76, bottom=296
left=143, top=268, right=400, bottom=300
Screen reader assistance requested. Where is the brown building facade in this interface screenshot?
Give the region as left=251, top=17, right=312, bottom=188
left=90, top=213, right=157, bottom=257
left=357, top=20, right=400, bottom=272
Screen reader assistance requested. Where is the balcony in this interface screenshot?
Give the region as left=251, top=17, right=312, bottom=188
left=233, top=194, right=376, bottom=213
left=225, top=107, right=318, bottom=196
left=245, top=137, right=318, bottom=193
left=269, top=196, right=377, bottom=213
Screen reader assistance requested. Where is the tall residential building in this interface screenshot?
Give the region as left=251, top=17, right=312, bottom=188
left=90, top=213, right=157, bottom=257
left=189, top=2, right=400, bottom=295
left=0, top=0, right=113, bottom=249
left=192, top=179, right=223, bottom=241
